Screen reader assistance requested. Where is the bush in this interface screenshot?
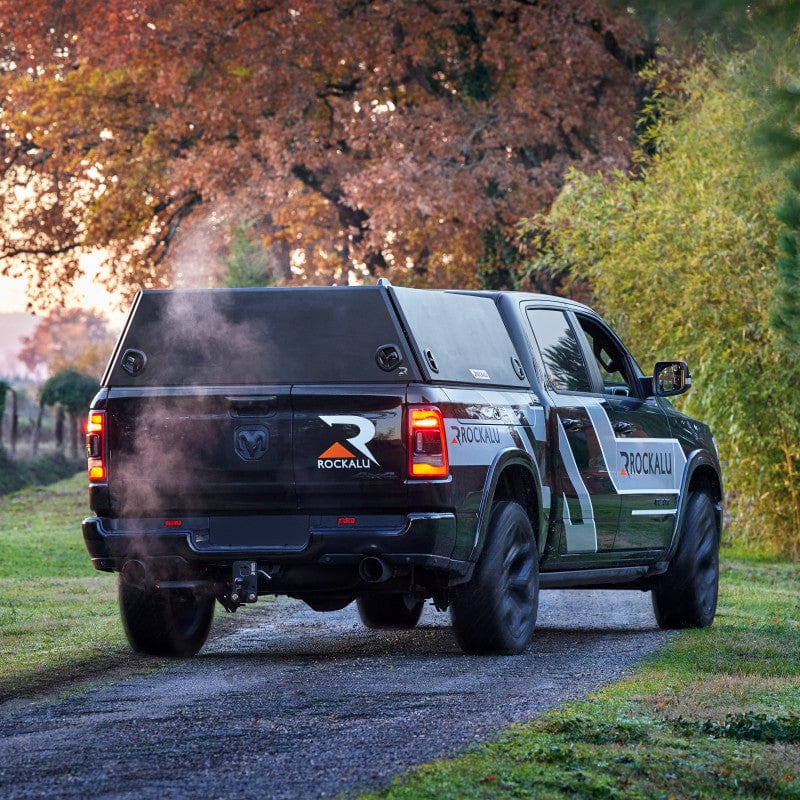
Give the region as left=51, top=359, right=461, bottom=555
left=524, top=56, right=800, bottom=558
left=0, top=449, right=84, bottom=497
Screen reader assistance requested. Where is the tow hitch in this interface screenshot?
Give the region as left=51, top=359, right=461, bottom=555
left=231, top=560, right=258, bottom=604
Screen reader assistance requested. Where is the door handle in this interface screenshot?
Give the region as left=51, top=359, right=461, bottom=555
left=561, top=417, right=584, bottom=432
left=613, top=421, right=636, bottom=435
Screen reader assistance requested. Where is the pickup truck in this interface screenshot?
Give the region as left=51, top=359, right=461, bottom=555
left=82, top=281, right=723, bottom=656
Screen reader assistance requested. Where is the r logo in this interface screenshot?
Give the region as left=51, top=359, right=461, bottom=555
left=319, top=415, right=379, bottom=465
left=234, top=426, right=269, bottom=461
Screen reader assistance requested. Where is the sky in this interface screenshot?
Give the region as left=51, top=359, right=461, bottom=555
left=0, top=275, right=32, bottom=313
left=0, top=257, right=127, bottom=379
left=0, top=252, right=126, bottom=316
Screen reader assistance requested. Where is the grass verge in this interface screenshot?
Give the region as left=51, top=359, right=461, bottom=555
left=0, top=473, right=244, bottom=700
left=355, top=555, right=800, bottom=800
left=0, top=473, right=131, bottom=699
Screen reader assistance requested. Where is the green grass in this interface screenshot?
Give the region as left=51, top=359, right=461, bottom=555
left=355, top=555, right=800, bottom=800
left=0, top=473, right=130, bottom=697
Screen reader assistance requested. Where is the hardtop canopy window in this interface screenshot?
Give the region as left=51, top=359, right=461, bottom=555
left=392, top=288, right=529, bottom=387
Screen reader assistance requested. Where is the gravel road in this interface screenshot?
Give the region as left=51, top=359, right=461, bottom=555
left=0, top=589, right=669, bottom=800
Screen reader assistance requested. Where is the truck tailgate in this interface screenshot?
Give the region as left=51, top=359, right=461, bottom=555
left=105, top=387, right=295, bottom=516
left=292, top=386, right=408, bottom=512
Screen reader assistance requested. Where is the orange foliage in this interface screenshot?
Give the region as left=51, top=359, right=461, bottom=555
left=0, top=1, right=648, bottom=306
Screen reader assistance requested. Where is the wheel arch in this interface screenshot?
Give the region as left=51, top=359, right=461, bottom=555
left=667, top=450, right=724, bottom=561
left=469, top=449, right=543, bottom=563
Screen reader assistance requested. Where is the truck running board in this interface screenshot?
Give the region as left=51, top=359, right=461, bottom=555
left=539, top=562, right=668, bottom=590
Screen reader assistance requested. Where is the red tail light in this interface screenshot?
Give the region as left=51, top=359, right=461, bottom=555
left=408, top=406, right=449, bottom=479
left=86, top=411, right=106, bottom=482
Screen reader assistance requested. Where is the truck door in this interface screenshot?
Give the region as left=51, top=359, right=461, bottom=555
left=573, top=313, right=683, bottom=551
left=525, top=307, right=620, bottom=554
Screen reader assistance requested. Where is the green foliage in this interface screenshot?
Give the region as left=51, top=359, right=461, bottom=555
left=522, top=56, right=800, bottom=557
left=220, top=222, right=276, bottom=289
left=675, top=711, right=800, bottom=743
left=764, top=29, right=800, bottom=349
left=478, top=225, right=519, bottom=290
left=40, top=369, right=100, bottom=413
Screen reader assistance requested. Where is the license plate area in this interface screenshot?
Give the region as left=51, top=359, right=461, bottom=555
left=194, top=516, right=309, bottom=550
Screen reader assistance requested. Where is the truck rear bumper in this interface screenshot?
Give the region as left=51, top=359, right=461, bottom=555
left=82, top=512, right=467, bottom=579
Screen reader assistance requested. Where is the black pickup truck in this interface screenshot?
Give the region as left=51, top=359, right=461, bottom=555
left=83, top=281, right=722, bottom=656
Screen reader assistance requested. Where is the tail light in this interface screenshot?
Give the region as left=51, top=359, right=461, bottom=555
left=86, top=411, right=106, bottom=482
left=408, top=406, right=449, bottom=479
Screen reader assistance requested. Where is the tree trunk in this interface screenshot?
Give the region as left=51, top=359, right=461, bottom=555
left=69, top=411, right=80, bottom=459
left=10, top=389, right=17, bottom=457
left=32, top=400, right=44, bottom=457
left=55, top=404, right=65, bottom=454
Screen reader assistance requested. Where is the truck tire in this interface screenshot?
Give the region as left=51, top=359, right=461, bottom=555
left=119, top=577, right=214, bottom=657
left=357, top=593, right=424, bottom=629
left=450, top=501, right=539, bottom=654
left=652, top=490, right=719, bottom=629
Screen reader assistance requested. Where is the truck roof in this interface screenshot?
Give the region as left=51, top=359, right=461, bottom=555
left=103, top=285, right=531, bottom=389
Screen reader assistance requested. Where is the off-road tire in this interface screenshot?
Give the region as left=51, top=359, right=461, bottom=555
left=119, top=577, right=214, bottom=657
left=357, top=593, right=424, bottom=629
left=450, top=501, right=539, bottom=654
left=652, top=490, right=719, bottom=629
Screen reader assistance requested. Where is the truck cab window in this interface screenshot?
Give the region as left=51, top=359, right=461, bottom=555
left=526, top=308, right=592, bottom=393
left=576, top=316, right=633, bottom=397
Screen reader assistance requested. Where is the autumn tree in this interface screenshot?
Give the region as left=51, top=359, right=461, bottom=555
left=39, top=368, right=99, bottom=458
left=17, top=308, right=115, bottom=379
left=0, top=1, right=648, bottom=307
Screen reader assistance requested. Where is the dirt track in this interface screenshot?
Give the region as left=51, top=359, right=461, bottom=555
left=0, top=589, right=669, bottom=799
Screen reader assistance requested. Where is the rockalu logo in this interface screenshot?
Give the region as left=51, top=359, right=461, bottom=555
left=317, top=415, right=379, bottom=470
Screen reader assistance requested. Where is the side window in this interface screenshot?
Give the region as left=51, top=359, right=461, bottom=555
left=576, top=316, right=633, bottom=397
left=526, top=309, right=592, bottom=393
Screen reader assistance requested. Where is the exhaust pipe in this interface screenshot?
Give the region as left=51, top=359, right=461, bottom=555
left=359, top=556, right=392, bottom=584
left=121, top=559, right=149, bottom=589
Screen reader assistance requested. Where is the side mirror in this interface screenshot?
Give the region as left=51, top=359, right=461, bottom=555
left=653, top=361, right=691, bottom=397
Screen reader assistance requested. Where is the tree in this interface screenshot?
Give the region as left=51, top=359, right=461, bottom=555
left=617, top=2, right=800, bottom=349
left=0, top=380, right=7, bottom=448
left=760, top=27, right=800, bottom=348
left=220, top=222, right=277, bottom=289
left=39, top=369, right=99, bottom=458
left=525, top=56, right=800, bottom=558
left=0, top=1, right=649, bottom=306
left=17, top=308, right=115, bottom=379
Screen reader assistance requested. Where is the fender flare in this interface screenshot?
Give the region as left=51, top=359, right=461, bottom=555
left=665, top=448, right=723, bottom=561
left=468, top=447, right=545, bottom=563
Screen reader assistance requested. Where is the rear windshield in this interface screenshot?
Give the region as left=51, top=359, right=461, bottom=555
left=105, top=287, right=419, bottom=387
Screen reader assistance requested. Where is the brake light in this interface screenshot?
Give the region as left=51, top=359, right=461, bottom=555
left=86, top=411, right=106, bottom=482
left=408, top=406, right=449, bottom=479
